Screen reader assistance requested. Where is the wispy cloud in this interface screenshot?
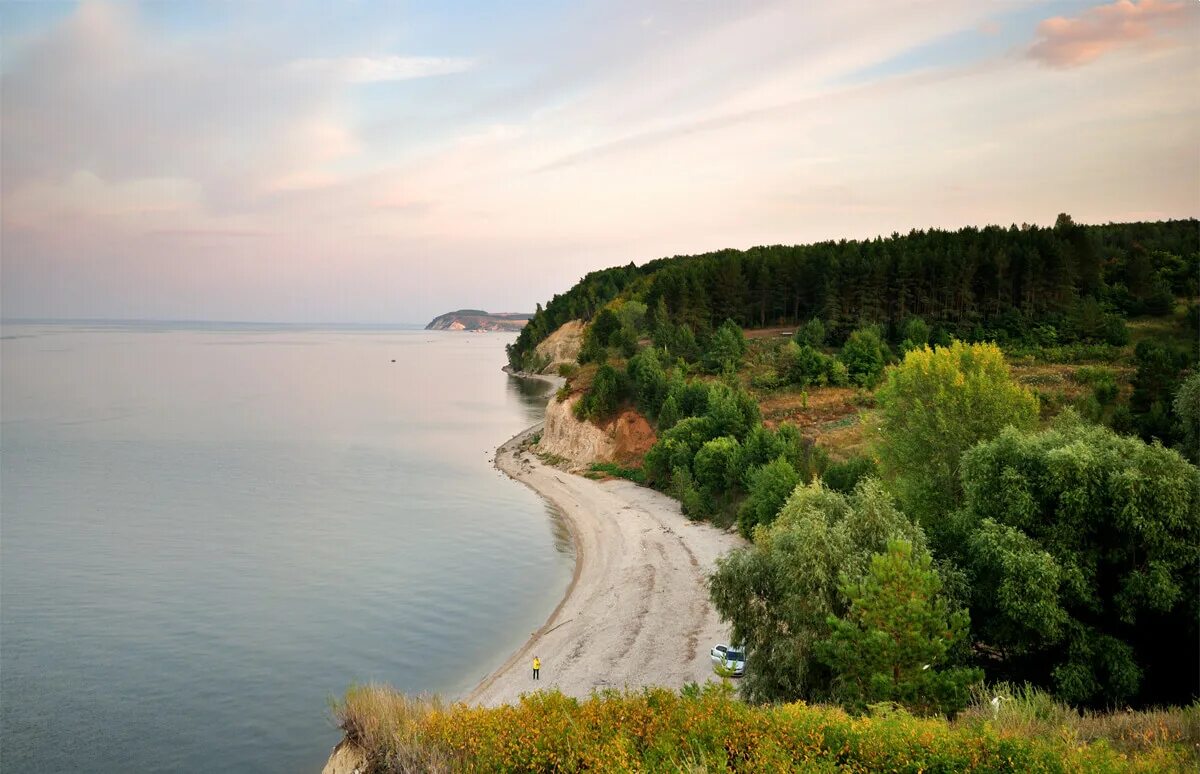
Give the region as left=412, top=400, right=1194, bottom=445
left=290, top=55, right=474, bottom=83
left=2, top=0, right=1196, bottom=323
left=144, top=228, right=269, bottom=239
left=1028, top=0, right=1187, bottom=68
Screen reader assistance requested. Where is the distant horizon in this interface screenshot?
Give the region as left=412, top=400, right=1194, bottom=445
left=1, top=317, right=435, bottom=327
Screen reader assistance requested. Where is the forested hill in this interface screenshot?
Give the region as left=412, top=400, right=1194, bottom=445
left=508, top=215, right=1198, bottom=370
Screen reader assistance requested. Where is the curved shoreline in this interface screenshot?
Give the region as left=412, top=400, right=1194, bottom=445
left=464, top=422, right=584, bottom=703
left=466, top=375, right=744, bottom=706
left=323, top=369, right=744, bottom=771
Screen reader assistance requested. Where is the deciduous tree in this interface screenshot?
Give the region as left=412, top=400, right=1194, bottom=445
left=958, top=415, right=1200, bottom=706
left=710, top=479, right=925, bottom=703
left=871, top=341, right=1038, bottom=549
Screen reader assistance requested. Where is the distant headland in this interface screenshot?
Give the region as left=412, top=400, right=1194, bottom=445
left=424, top=310, right=533, bottom=331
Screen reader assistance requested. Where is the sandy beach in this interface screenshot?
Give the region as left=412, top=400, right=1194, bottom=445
left=467, top=411, right=745, bottom=706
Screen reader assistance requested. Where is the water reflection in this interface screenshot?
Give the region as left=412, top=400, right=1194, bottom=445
left=505, top=372, right=555, bottom=423
left=544, top=501, right=575, bottom=556
left=0, top=325, right=574, bottom=774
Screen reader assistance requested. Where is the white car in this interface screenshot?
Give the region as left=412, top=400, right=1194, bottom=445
left=709, top=644, right=745, bottom=676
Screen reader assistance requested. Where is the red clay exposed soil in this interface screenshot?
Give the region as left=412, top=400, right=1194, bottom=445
left=607, top=410, right=657, bottom=465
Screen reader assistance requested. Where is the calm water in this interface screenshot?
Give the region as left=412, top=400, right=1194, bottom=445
left=0, top=322, right=573, bottom=773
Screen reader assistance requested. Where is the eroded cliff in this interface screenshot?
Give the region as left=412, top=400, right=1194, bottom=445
left=536, top=394, right=655, bottom=469
left=532, top=319, right=583, bottom=373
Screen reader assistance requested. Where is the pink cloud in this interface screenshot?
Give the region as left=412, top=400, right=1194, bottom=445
left=1028, top=0, right=1188, bottom=68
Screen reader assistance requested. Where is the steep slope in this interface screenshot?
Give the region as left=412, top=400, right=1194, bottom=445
left=532, top=320, right=584, bottom=373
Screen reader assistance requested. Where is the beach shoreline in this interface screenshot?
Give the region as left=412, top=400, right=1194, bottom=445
left=466, top=373, right=744, bottom=706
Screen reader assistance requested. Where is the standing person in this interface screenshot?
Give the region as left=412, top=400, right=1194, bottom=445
left=532, top=656, right=541, bottom=681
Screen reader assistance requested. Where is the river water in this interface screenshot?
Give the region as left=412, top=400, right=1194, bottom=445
left=0, top=322, right=572, bottom=772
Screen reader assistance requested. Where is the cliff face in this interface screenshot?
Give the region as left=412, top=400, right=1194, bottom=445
left=538, top=395, right=615, bottom=465
left=533, top=320, right=584, bottom=373
left=537, top=394, right=656, bottom=468
left=425, top=310, right=532, bottom=332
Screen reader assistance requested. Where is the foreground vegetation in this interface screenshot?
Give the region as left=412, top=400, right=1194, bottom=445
left=333, top=682, right=1199, bottom=773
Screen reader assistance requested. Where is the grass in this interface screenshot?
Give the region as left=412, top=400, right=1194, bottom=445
left=586, top=462, right=647, bottom=483
left=331, top=683, right=1197, bottom=773
left=536, top=450, right=570, bottom=467
left=958, top=683, right=1200, bottom=759
left=331, top=684, right=455, bottom=773
left=1126, top=311, right=1197, bottom=351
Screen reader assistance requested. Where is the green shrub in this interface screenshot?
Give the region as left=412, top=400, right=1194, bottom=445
left=575, top=364, right=626, bottom=420
left=703, top=319, right=747, bottom=373
left=736, top=425, right=787, bottom=486
left=822, top=455, right=877, bottom=494
left=794, top=317, right=826, bottom=348
left=518, top=350, right=552, bottom=374
left=787, top=343, right=840, bottom=387
left=749, top=367, right=786, bottom=390
left=839, top=326, right=890, bottom=387
left=693, top=436, right=741, bottom=495
left=587, top=462, right=646, bottom=484
left=671, top=465, right=709, bottom=519
left=737, top=456, right=800, bottom=536
left=899, top=317, right=931, bottom=351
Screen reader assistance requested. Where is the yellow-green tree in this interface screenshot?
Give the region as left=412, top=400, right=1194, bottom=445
left=871, top=341, right=1038, bottom=551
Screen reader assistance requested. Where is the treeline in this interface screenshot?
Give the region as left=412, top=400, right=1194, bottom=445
left=508, top=215, right=1197, bottom=369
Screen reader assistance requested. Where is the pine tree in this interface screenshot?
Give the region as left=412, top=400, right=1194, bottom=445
left=818, top=540, right=981, bottom=716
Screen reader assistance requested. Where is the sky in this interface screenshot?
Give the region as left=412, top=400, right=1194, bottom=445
left=2, top=0, right=1197, bottom=324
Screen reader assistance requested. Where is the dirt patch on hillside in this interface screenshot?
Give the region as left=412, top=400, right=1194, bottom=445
left=817, top=420, right=869, bottom=461
left=757, top=386, right=868, bottom=460
left=1010, top=363, right=1133, bottom=403
left=759, top=387, right=862, bottom=431
left=607, top=410, right=657, bottom=465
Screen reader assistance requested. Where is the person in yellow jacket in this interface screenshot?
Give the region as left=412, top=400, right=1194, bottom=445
left=532, top=656, right=541, bottom=680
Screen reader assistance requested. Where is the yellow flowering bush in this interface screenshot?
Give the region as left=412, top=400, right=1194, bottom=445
left=333, top=683, right=1195, bottom=773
